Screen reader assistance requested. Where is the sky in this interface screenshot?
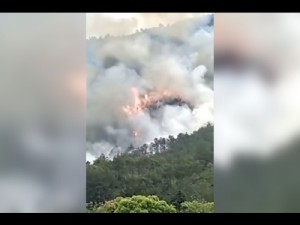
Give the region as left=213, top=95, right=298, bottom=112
left=86, top=13, right=210, bottom=38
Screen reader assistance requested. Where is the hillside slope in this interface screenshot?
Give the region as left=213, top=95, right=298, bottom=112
left=87, top=124, right=213, bottom=204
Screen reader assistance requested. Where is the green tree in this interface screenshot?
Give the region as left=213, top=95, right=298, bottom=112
left=93, top=197, right=123, bottom=213
left=180, top=200, right=214, bottom=213
left=87, top=125, right=214, bottom=205
left=94, top=195, right=176, bottom=213
left=171, top=191, right=186, bottom=210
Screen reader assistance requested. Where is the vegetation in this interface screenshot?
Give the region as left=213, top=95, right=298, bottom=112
left=86, top=124, right=214, bottom=213
left=87, top=195, right=213, bottom=213
left=89, top=195, right=176, bottom=213
left=180, top=200, right=214, bottom=213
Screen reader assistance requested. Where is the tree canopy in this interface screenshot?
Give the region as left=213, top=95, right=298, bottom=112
left=90, top=195, right=176, bottom=213
left=180, top=200, right=214, bottom=213
left=87, top=124, right=214, bottom=211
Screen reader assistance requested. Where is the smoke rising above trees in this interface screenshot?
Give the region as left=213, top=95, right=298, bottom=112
left=86, top=14, right=213, bottom=161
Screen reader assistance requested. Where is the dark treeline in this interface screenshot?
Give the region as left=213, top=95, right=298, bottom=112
left=87, top=124, right=213, bottom=206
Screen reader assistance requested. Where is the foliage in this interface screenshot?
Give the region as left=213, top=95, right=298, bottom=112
left=180, top=200, right=214, bottom=213
left=86, top=202, right=98, bottom=213
left=93, top=197, right=123, bottom=213
left=171, top=191, right=186, bottom=210
left=87, top=124, right=213, bottom=206
left=91, top=195, right=176, bottom=213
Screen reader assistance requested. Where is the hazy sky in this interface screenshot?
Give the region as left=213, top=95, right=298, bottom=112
left=86, top=13, right=210, bottom=38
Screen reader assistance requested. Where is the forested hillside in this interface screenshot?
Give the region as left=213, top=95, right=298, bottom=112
left=86, top=124, right=213, bottom=209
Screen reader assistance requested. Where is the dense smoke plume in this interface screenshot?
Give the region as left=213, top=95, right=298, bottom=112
left=215, top=13, right=300, bottom=168
left=215, top=13, right=300, bottom=213
left=0, top=13, right=85, bottom=212
left=86, top=14, right=214, bottom=161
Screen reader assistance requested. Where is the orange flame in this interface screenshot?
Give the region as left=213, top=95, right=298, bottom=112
left=122, top=87, right=181, bottom=117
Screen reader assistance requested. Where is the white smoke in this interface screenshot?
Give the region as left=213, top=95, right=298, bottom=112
left=86, top=13, right=211, bottom=38
left=86, top=14, right=214, bottom=161
left=215, top=13, right=300, bottom=168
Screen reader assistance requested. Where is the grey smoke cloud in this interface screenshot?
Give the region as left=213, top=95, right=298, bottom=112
left=86, top=13, right=210, bottom=38
left=215, top=13, right=300, bottom=213
left=87, top=14, right=214, bottom=161
left=215, top=13, right=300, bottom=168
left=0, top=13, right=85, bottom=212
